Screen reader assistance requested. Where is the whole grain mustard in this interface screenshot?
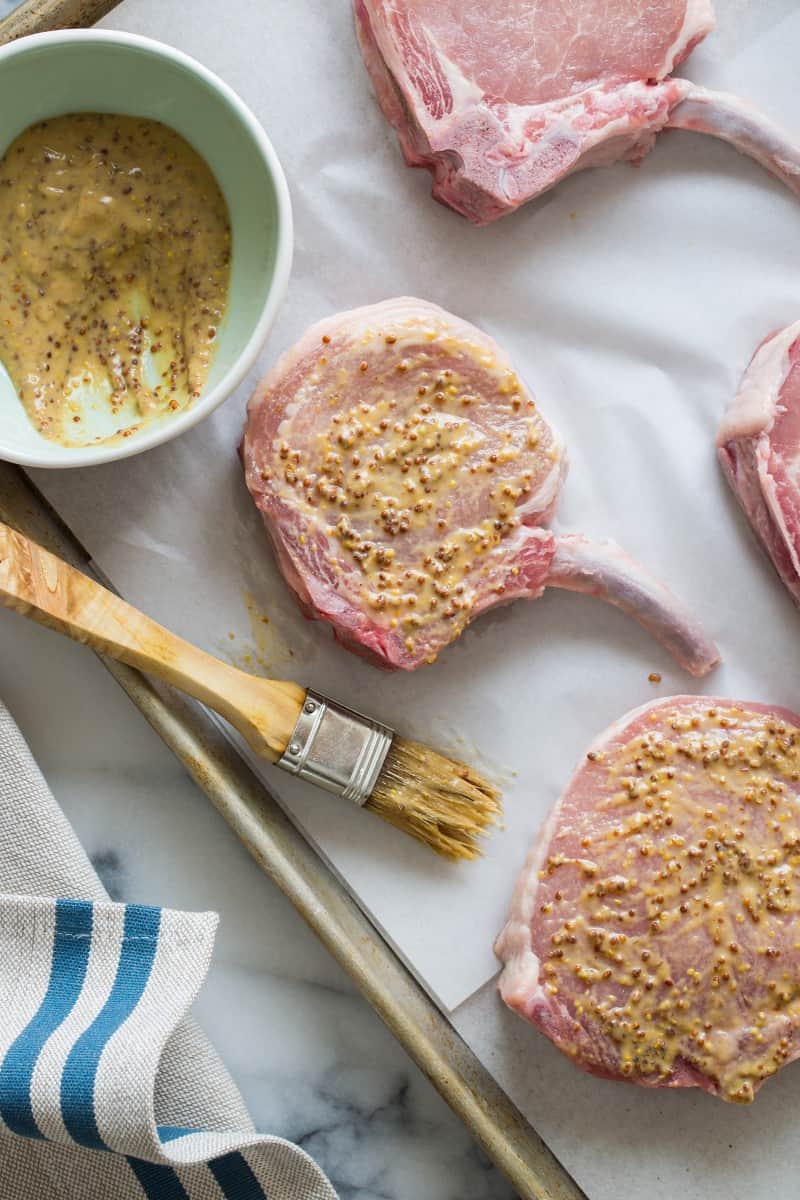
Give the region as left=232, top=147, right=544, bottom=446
left=0, top=113, right=231, bottom=446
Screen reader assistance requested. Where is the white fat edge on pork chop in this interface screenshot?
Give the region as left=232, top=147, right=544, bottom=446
left=717, top=321, right=800, bottom=602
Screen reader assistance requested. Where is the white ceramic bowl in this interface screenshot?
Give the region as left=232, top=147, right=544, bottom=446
left=0, top=29, right=293, bottom=467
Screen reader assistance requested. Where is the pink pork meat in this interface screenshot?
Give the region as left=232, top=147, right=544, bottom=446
left=718, top=321, right=800, bottom=606
left=496, top=695, right=800, bottom=1103
left=243, top=298, right=718, bottom=674
left=354, top=0, right=800, bottom=224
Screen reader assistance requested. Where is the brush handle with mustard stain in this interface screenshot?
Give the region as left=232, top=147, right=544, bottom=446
left=0, top=521, right=500, bottom=859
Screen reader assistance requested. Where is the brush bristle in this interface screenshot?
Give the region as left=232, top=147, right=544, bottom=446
left=366, top=736, right=502, bottom=861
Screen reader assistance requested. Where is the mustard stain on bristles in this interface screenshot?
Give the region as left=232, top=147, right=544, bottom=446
left=367, top=736, right=502, bottom=861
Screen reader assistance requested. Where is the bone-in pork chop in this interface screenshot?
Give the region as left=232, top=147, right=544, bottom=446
left=718, top=322, right=800, bottom=607
left=496, top=695, right=800, bottom=1103
left=354, top=0, right=800, bottom=223
left=243, top=298, right=718, bottom=673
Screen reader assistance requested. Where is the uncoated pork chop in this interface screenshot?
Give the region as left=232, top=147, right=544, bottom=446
left=718, top=322, right=800, bottom=608
left=354, top=0, right=800, bottom=223
left=496, top=696, right=800, bottom=1103
left=242, top=298, right=718, bottom=673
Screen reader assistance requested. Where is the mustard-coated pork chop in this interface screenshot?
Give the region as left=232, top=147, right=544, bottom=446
left=242, top=298, right=718, bottom=672
left=497, top=696, right=800, bottom=1103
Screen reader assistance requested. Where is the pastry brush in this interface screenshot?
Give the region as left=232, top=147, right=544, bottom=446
left=0, top=521, right=500, bottom=860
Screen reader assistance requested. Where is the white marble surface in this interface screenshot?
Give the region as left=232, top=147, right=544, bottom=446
left=0, top=607, right=518, bottom=1199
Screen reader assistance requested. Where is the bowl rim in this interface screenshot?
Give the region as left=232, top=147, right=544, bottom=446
left=0, top=28, right=293, bottom=469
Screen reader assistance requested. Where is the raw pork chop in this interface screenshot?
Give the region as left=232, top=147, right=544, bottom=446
left=718, top=322, right=800, bottom=606
left=243, top=298, right=718, bottom=673
left=354, top=0, right=800, bottom=223
left=496, top=695, right=800, bottom=1103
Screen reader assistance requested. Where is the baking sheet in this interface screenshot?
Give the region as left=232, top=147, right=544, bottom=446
left=34, top=0, right=800, bottom=1017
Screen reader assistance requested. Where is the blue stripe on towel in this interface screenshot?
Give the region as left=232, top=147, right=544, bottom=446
left=209, top=1151, right=267, bottom=1199
left=0, top=898, right=94, bottom=1138
left=128, top=1158, right=191, bottom=1200
left=157, top=1125, right=197, bottom=1143
left=61, top=903, right=161, bottom=1149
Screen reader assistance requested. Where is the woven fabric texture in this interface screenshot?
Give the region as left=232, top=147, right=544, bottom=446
left=0, top=700, right=338, bottom=1200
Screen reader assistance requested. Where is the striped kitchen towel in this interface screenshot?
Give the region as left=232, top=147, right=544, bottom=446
left=0, top=700, right=338, bottom=1200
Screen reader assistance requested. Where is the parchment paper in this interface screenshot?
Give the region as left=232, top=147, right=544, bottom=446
left=35, top=0, right=800, bottom=1024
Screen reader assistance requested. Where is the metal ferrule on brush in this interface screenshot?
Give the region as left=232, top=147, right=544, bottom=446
left=276, top=690, right=394, bottom=805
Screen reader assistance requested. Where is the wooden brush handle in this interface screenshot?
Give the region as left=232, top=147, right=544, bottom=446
left=0, top=521, right=305, bottom=761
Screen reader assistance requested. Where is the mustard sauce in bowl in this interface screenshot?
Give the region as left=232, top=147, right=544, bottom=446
left=0, top=113, right=231, bottom=447
left=0, top=29, right=292, bottom=468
